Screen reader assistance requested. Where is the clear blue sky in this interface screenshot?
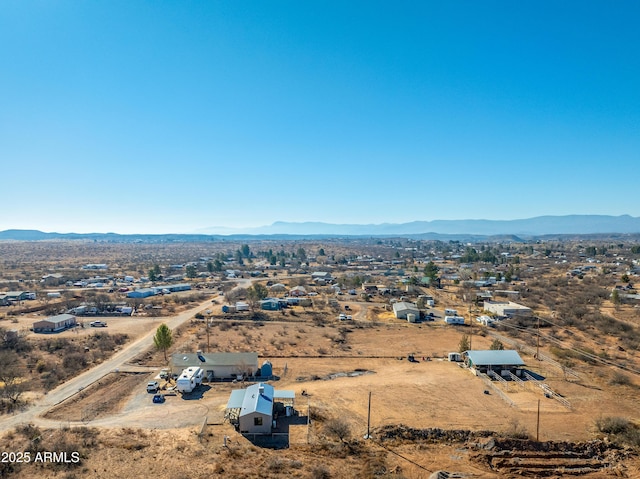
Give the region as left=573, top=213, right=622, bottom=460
left=1, top=1, right=638, bottom=234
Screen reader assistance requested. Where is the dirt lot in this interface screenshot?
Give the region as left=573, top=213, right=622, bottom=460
left=37, top=320, right=638, bottom=445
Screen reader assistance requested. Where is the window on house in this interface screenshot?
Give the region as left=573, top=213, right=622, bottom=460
left=254, top=417, right=263, bottom=426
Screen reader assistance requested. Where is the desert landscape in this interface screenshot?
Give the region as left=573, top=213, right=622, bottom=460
left=1, top=238, right=640, bottom=478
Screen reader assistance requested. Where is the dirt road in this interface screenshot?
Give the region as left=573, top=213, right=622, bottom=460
left=0, top=296, right=216, bottom=431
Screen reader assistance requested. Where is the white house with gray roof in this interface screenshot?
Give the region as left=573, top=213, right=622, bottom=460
left=226, top=382, right=295, bottom=434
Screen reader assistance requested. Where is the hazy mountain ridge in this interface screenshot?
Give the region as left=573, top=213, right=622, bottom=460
left=199, top=215, right=640, bottom=236
left=2, top=215, right=640, bottom=241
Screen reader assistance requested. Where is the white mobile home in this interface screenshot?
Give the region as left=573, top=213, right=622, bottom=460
left=176, top=366, right=204, bottom=393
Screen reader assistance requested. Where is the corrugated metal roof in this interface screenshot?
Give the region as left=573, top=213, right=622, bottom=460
left=241, top=382, right=274, bottom=417
left=171, top=352, right=258, bottom=367
left=226, top=389, right=246, bottom=409
left=274, top=390, right=295, bottom=400
left=466, top=350, right=524, bottom=366
left=393, top=301, right=419, bottom=312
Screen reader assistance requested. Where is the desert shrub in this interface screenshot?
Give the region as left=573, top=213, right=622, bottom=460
left=609, top=371, right=632, bottom=386
left=596, top=416, right=631, bottom=435
left=324, top=418, right=351, bottom=443
left=63, top=352, right=87, bottom=370
left=310, top=465, right=331, bottom=479
left=502, top=419, right=529, bottom=439
left=266, top=457, right=285, bottom=472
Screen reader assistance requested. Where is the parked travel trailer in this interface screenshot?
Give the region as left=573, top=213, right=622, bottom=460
left=444, top=308, right=458, bottom=316
left=176, top=366, right=204, bottom=393
left=444, top=315, right=465, bottom=325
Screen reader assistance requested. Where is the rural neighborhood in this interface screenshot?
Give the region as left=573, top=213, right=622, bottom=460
left=1, top=236, right=640, bottom=477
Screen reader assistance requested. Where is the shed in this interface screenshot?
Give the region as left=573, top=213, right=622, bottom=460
left=260, top=360, right=273, bottom=378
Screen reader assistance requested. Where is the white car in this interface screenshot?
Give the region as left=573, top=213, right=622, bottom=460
left=90, top=321, right=107, bottom=327
left=338, top=313, right=347, bottom=320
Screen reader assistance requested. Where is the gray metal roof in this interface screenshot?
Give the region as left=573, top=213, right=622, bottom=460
left=466, top=350, right=524, bottom=366
left=172, top=352, right=258, bottom=367
left=226, top=389, right=246, bottom=410
left=274, top=390, right=295, bottom=400
left=241, top=382, right=274, bottom=417
left=393, top=301, right=419, bottom=312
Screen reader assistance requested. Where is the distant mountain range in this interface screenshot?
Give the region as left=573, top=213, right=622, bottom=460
left=197, top=215, right=640, bottom=236
left=1, top=215, right=640, bottom=242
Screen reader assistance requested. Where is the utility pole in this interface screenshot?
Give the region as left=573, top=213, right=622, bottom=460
left=364, top=391, right=372, bottom=439
left=536, top=399, right=540, bottom=441
left=536, top=316, right=540, bottom=360
left=468, top=306, right=473, bottom=351
left=307, top=397, right=311, bottom=444
left=206, top=316, right=211, bottom=353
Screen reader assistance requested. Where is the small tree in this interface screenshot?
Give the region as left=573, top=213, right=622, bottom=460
left=248, top=283, right=269, bottom=303
left=490, top=339, right=505, bottom=350
left=153, top=324, right=173, bottom=362
left=324, top=418, right=351, bottom=443
left=186, top=264, right=198, bottom=279
left=458, top=334, right=471, bottom=353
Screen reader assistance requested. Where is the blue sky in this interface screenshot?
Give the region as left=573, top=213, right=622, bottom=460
left=1, top=1, right=639, bottom=234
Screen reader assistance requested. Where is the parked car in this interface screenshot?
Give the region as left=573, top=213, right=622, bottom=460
left=89, top=321, right=107, bottom=327
left=338, top=313, right=347, bottom=321
left=344, top=305, right=351, bottom=311
left=152, top=394, right=165, bottom=403
left=147, top=381, right=159, bottom=393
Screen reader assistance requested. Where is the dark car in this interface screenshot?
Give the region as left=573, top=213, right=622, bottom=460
left=152, top=394, right=165, bottom=404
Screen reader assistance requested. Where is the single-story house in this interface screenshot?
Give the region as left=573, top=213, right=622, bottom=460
left=226, top=382, right=295, bottom=434
left=82, top=264, right=108, bottom=270
left=127, top=288, right=157, bottom=299
left=170, top=352, right=259, bottom=378
left=393, top=301, right=420, bottom=320
left=464, top=350, right=525, bottom=377
left=160, top=283, right=191, bottom=293
left=1, top=291, right=35, bottom=302
left=33, top=313, right=77, bottom=333
left=289, top=286, right=307, bottom=297
left=311, top=271, right=332, bottom=281
left=483, top=300, right=532, bottom=318
left=362, top=283, right=378, bottom=292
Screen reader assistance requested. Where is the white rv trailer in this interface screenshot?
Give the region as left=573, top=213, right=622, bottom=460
left=176, top=366, right=204, bottom=393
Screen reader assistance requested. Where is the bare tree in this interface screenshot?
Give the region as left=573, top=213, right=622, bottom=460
left=0, top=351, right=25, bottom=404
